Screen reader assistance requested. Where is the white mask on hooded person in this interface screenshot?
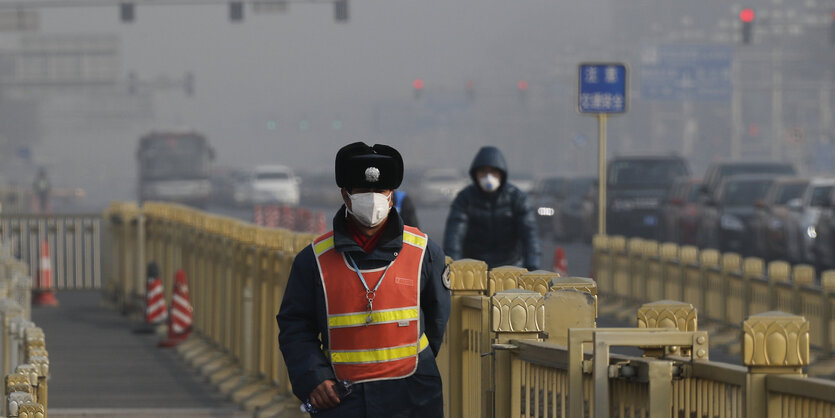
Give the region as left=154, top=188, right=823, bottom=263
left=478, top=173, right=501, bottom=193
left=347, top=191, right=391, bottom=227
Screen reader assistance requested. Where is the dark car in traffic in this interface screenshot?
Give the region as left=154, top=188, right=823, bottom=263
left=698, top=174, right=777, bottom=255
left=606, top=156, right=690, bottom=239
left=750, top=177, right=809, bottom=261
left=660, top=177, right=702, bottom=245
left=532, top=176, right=595, bottom=242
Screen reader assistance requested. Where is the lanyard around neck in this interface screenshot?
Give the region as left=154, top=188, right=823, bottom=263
left=346, top=254, right=394, bottom=295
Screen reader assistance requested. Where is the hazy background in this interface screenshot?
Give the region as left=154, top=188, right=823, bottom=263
left=0, top=0, right=832, bottom=209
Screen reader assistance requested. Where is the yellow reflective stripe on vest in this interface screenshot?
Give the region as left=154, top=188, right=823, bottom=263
left=331, top=334, right=429, bottom=364
left=402, top=231, right=427, bottom=249
left=328, top=307, right=419, bottom=328
left=314, top=236, right=335, bottom=256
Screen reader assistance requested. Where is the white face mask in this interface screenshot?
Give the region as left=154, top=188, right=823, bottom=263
left=478, top=173, right=501, bottom=193
left=347, top=192, right=391, bottom=227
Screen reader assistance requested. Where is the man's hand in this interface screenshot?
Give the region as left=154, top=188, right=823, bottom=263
left=309, top=379, right=341, bottom=410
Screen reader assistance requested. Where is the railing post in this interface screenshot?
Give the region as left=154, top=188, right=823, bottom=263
left=791, top=265, right=815, bottom=314
left=742, top=257, right=763, bottom=320
left=490, top=289, right=544, bottom=418
left=822, top=272, right=835, bottom=356
left=743, top=311, right=809, bottom=417
left=767, top=260, right=790, bottom=310
left=545, top=277, right=597, bottom=346
left=697, top=249, right=718, bottom=316
left=445, top=258, right=487, bottom=418
left=720, top=253, right=741, bottom=324
left=591, top=235, right=611, bottom=293
left=518, top=270, right=559, bottom=295
left=659, top=242, right=680, bottom=301
left=487, top=266, right=526, bottom=296
left=637, top=300, right=698, bottom=357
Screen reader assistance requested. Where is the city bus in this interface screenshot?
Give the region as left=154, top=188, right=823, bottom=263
left=136, top=131, right=214, bottom=208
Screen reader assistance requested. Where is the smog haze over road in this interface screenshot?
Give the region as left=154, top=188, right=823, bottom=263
left=0, top=0, right=832, bottom=210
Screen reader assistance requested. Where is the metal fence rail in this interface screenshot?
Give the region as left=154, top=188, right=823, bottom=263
left=105, top=203, right=835, bottom=417
left=0, top=214, right=102, bottom=290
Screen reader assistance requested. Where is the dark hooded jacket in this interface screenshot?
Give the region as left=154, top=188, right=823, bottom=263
left=277, top=207, right=450, bottom=417
left=443, top=146, right=541, bottom=270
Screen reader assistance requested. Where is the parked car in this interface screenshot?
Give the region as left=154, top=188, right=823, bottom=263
left=532, top=176, right=595, bottom=241
left=249, top=165, right=301, bottom=206
left=750, top=177, right=809, bottom=261
left=606, top=155, right=690, bottom=239
left=416, top=168, right=468, bottom=206
left=659, top=177, right=702, bottom=245
left=698, top=174, right=777, bottom=255
left=785, top=177, right=835, bottom=265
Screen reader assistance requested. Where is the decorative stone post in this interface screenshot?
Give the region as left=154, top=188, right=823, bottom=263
left=637, top=300, right=698, bottom=357
left=542, top=281, right=597, bottom=347
left=488, top=266, right=526, bottom=296
left=4, top=374, right=31, bottom=417
left=491, top=289, right=544, bottom=417
left=767, top=260, right=791, bottom=311
left=518, top=270, right=559, bottom=295
left=446, top=259, right=488, bottom=418
left=743, top=311, right=809, bottom=417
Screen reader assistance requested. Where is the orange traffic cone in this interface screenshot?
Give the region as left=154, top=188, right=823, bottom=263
left=145, top=262, right=167, bottom=326
left=553, top=247, right=568, bottom=276
left=158, top=269, right=193, bottom=348
left=33, top=239, right=58, bottom=306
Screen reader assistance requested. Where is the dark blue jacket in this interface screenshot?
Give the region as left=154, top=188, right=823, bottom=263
left=443, top=146, right=541, bottom=270
left=277, top=206, right=450, bottom=417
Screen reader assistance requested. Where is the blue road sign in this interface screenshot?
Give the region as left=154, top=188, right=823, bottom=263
left=577, top=63, right=627, bottom=114
left=640, top=44, right=733, bottom=101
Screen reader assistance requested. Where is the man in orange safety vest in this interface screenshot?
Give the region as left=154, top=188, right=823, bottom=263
left=278, top=142, right=451, bottom=417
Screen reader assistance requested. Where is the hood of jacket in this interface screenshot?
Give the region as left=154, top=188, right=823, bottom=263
left=469, top=146, right=508, bottom=189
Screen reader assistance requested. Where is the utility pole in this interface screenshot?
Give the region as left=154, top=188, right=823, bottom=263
left=771, top=48, right=783, bottom=161
left=731, top=54, right=743, bottom=160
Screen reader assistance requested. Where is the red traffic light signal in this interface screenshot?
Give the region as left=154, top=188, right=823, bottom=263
left=739, top=8, right=755, bottom=23
left=412, top=79, right=424, bottom=90
left=517, top=80, right=529, bottom=91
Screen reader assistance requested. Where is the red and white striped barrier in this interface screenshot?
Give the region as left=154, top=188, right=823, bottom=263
left=145, top=263, right=167, bottom=326
left=33, top=239, right=58, bottom=306
left=158, top=269, right=192, bottom=348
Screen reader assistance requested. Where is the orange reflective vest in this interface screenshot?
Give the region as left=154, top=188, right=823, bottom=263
left=313, top=226, right=429, bottom=383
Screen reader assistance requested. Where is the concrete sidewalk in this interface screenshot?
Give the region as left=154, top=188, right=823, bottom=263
left=32, top=291, right=250, bottom=416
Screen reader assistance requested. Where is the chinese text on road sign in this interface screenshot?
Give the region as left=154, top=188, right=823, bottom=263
left=578, top=63, right=627, bottom=114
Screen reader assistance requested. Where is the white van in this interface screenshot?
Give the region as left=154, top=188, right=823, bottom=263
left=250, top=165, right=300, bottom=205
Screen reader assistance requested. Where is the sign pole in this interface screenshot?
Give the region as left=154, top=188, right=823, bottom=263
left=597, top=113, right=607, bottom=236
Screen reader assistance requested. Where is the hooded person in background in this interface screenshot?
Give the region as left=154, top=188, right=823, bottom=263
left=278, top=141, right=450, bottom=417
left=443, top=146, right=540, bottom=270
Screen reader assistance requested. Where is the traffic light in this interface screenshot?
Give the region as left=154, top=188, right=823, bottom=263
left=413, top=78, right=424, bottom=100
left=465, top=80, right=475, bottom=103
left=517, top=80, right=528, bottom=103
left=334, top=0, right=348, bottom=22
left=739, top=8, right=754, bottom=44
left=120, top=3, right=134, bottom=22
left=229, top=1, right=244, bottom=22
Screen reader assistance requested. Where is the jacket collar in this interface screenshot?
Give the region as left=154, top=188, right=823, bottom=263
left=332, top=205, right=404, bottom=262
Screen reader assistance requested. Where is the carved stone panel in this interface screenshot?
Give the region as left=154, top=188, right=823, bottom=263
left=637, top=300, right=697, bottom=331
left=488, top=266, right=526, bottom=296
left=449, top=259, right=488, bottom=291
left=743, top=311, right=809, bottom=370
left=491, top=290, right=544, bottom=333
left=518, top=271, right=560, bottom=295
